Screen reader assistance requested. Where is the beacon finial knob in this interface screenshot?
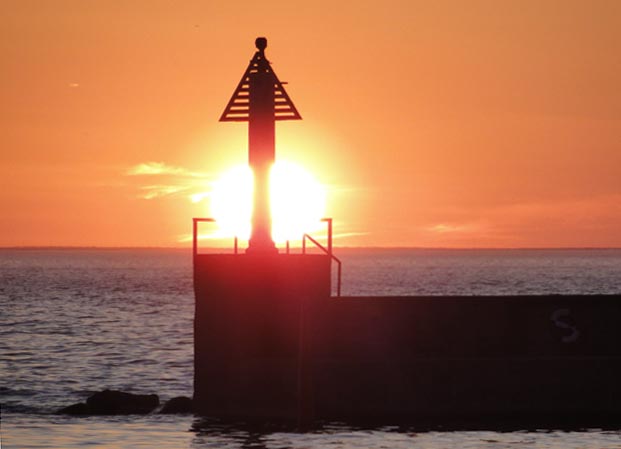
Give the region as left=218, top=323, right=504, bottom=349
left=255, top=37, right=267, bottom=51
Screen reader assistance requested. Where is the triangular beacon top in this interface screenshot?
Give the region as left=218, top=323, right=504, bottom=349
left=220, top=37, right=301, bottom=122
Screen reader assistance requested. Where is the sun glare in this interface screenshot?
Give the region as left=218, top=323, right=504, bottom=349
left=270, top=161, right=326, bottom=243
left=209, top=161, right=326, bottom=244
left=210, top=165, right=253, bottom=240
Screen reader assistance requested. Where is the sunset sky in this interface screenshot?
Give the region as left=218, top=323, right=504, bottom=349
left=2, top=0, right=620, bottom=248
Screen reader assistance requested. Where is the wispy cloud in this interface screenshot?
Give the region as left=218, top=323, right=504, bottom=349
left=477, top=194, right=621, bottom=247
left=139, top=185, right=190, bottom=200
left=125, top=161, right=212, bottom=201
left=126, top=162, right=204, bottom=178
left=190, top=192, right=210, bottom=203
left=416, top=193, right=621, bottom=247
left=425, top=223, right=480, bottom=234
left=332, top=232, right=370, bottom=239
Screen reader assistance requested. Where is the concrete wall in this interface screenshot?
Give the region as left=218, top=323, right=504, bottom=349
left=193, top=254, right=330, bottom=420
left=310, top=295, right=621, bottom=423
left=194, top=256, right=621, bottom=425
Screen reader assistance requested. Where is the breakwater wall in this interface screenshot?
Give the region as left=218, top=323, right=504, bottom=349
left=194, top=254, right=621, bottom=426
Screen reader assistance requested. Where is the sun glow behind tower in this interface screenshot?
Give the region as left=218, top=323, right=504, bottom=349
left=209, top=161, right=326, bottom=244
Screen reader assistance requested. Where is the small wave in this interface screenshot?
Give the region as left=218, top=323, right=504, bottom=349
left=1, top=401, right=45, bottom=414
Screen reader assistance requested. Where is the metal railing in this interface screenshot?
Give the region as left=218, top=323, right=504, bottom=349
left=302, top=218, right=342, bottom=297
left=193, top=216, right=342, bottom=296
left=192, top=218, right=238, bottom=256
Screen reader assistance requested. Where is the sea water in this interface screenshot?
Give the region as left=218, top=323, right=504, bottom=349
left=2, top=248, right=621, bottom=448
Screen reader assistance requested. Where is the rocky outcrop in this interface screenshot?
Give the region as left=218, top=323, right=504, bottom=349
left=58, top=389, right=159, bottom=415
left=58, top=402, right=89, bottom=415
left=159, top=396, right=193, bottom=414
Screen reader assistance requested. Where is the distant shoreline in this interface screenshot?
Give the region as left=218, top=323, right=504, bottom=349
left=1, top=246, right=620, bottom=251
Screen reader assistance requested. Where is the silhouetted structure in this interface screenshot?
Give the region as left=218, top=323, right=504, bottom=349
left=220, top=37, right=301, bottom=254
left=194, top=38, right=331, bottom=422
left=194, top=38, right=621, bottom=429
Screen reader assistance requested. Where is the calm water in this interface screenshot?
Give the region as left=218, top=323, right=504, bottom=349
left=2, top=248, right=621, bottom=448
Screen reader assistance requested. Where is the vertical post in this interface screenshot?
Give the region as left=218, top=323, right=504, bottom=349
left=325, top=218, right=333, bottom=256
left=193, top=218, right=198, bottom=257
left=337, top=262, right=342, bottom=297
left=247, top=38, right=277, bottom=254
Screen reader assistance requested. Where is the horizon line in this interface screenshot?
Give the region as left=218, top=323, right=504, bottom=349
left=1, top=246, right=621, bottom=251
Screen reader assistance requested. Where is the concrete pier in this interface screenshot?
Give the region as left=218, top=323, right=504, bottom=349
left=194, top=282, right=621, bottom=425
left=193, top=253, right=330, bottom=420
left=192, top=38, right=621, bottom=427
left=310, top=295, right=621, bottom=424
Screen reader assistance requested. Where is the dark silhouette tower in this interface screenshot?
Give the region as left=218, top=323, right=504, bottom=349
left=220, top=37, right=301, bottom=253
left=194, top=38, right=331, bottom=422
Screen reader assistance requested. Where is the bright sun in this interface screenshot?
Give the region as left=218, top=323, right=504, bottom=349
left=209, top=161, right=326, bottom=244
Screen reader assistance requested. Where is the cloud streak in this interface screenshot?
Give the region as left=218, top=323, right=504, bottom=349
left=139, top=184, right=190, bottom=200
left=126, top=162, right=205, bottom=178
left=126, top=161, right=212, bottom=201
left=426, top=223, right=476, bottom=234
left=416, top=194, right=621, bottom=247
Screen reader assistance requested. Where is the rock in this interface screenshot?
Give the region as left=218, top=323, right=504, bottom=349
left=58, top=402, right=89, bottom=415
left=58, top=389, right=159, bottom=415
left=160, top=396, right=193, bottom=414
left=86, top=389, right=159, bottom=414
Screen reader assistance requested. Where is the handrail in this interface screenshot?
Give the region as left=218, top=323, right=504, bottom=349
left=193, top=218, right=238, bottom=256
left=302, top=218, right=342, bottom=297
left=193, top=217, right=342, bottom=296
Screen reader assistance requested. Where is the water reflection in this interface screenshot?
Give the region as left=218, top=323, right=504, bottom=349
left=3, top=413, right=621, bottom=449
left=191, top=418, right=296, bottom=449
left=188, top=418, right=621, bottom=449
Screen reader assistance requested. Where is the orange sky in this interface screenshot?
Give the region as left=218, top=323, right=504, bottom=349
left=2, top=0, right=621, bottom=248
